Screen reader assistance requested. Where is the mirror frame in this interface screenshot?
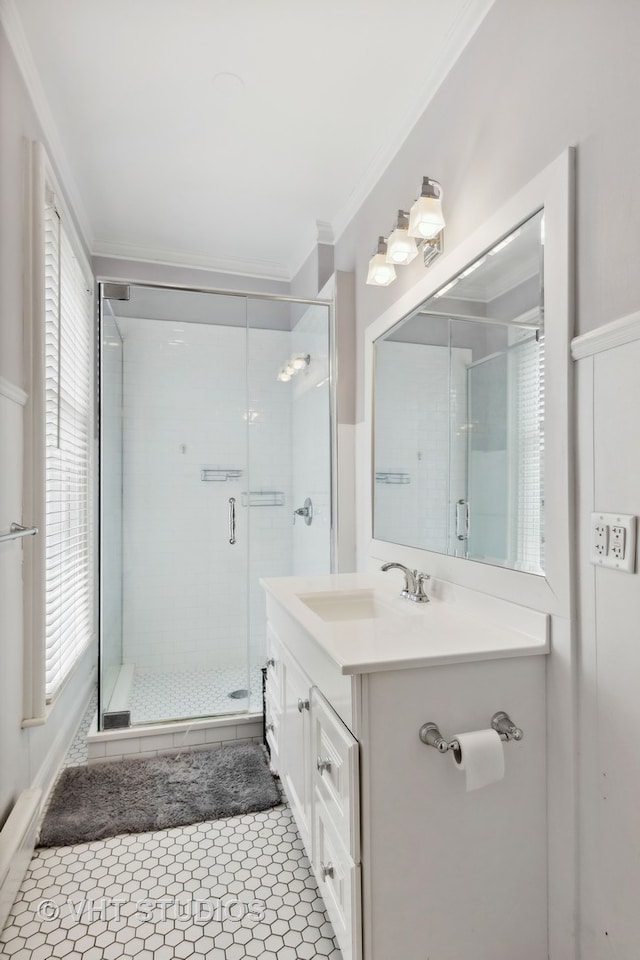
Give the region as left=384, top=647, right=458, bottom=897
left=364, top=149, right=574, bottom=618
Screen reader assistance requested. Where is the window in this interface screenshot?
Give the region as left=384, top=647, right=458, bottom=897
left=42, top=194, right=94, bottom=701
left=23, top=145, right=95, bottom=722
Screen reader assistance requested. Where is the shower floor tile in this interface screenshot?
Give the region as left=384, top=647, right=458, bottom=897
left=128, top=665, right=264, bottom=725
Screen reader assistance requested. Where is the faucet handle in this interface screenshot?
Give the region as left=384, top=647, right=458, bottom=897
left=413, top=572, right=430, bottom=603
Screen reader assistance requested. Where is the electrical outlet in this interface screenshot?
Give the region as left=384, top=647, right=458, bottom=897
left=610, top=525, right=626, bottom=560
left=593, top=522, right=608, bottom=557
left=591, top=512, right=637, bottom=572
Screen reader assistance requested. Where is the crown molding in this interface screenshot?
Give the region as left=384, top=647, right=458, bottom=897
left=571, top=310, right=640, bottom=361
left=0, top=0, right=94, bottom=251
left=92, top=240, right=292, bottom=283
left=0, top=375, right=28, bottom=406
left=316, top=220, right=335, bottom=245
left=330, top=0, right=496, bottom=245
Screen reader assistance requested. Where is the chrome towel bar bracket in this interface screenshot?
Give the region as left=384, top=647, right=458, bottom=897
left=0, top=522, right=38, bottom=544
left=419, top=711, right=524, bottom=755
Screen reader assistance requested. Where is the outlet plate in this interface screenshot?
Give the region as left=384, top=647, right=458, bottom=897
left=591, top=512, right=637, bottom=572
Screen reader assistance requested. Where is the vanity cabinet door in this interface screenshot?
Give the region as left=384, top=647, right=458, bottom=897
left=313, top=792, right=361, bottom=960
left=281, top=649, right=312, bottom=851
left=311, top=686, right=360, bottom=862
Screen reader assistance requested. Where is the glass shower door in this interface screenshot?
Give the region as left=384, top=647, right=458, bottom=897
left=99, top=283, right=333, bottom=730
left=100, top=285, right=251, bottom=727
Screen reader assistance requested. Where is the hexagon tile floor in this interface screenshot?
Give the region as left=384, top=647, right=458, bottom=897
left=0, top=699, right=343, bottom=960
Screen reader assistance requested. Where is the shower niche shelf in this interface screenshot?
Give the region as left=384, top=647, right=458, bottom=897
left=375, top=470, right=410, bottom=485
left=241, top=491, right=285, bottom=507
left=200, top=468, right=243, bottom=482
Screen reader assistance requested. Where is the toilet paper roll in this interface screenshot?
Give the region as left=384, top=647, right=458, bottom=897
left=452, top=729, right=505, bottom=792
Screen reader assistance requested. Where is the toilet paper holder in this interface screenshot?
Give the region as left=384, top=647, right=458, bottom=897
left=419, top=711, right=523, bottom=756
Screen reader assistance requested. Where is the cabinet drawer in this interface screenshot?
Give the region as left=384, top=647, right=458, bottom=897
left=311, top=687, right=360, bottom=862
left=313, top=793, right=361, bottom=960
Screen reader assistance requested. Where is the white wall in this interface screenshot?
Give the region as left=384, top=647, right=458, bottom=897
left=332, top=0, right=640, bottom=420
left=327, top=1, right=640, bottom=955
left=0, top=21, right=95, bottom=828
left=575, top=326, right=640, bottom=958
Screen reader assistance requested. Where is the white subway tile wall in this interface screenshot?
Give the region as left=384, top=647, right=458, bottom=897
left=119, top=320, right=292, bottom=676
left=374, top=342, right=470, bottom=552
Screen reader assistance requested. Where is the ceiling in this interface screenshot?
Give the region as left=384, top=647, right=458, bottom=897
left=11, top=0, right=494, bottom=281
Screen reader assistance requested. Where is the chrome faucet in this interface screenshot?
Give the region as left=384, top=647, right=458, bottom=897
left=381, top=562, right=430, bottom=603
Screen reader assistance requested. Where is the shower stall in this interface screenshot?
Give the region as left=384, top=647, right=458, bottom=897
left=98, top=282, right=333, bottom=730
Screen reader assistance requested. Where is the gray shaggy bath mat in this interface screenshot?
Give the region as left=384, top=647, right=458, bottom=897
left=38, top=742, right=280, bottom=848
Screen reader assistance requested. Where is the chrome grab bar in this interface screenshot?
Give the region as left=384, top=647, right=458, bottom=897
left=0, top=522, right=38, bottom=544
left=228, top=497, right=236, bottom=545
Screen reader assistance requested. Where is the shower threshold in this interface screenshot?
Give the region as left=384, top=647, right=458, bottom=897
left=86, top=709, right=264, bottom=765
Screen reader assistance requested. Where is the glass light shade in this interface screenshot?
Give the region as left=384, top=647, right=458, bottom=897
left=408, top=195, right=445, bottom=240
left=291, top=354, right=309, bottom=370
left=277, top=369, right=292, bottom=382
left=385, top=227, right=419, bottom=265
left=366, top=252, right=396, bottom=286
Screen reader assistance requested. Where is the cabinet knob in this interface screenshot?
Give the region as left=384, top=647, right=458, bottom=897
left=317, top=757, right=332, bottom=775
left=266, top=657, right=275, bottom=669
left=321, top=862, right=334, bottom=880
left=265, top=722, right=274, bottom=733
left=297, top=698, right=310, bottom=713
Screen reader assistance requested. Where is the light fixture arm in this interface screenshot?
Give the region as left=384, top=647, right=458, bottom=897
left=419, top=177, right=443, bottom=201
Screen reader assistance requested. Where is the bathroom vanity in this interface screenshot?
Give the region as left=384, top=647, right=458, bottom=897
left=261, top=573, right=549, bottom=960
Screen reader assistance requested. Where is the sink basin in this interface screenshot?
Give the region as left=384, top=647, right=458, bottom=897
left=297, top=589, right=411, bottom=623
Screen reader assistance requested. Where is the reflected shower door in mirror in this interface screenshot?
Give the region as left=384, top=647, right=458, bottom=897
left=373, top=210, right=544, bottom=574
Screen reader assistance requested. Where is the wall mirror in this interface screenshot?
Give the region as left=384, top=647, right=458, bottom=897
left=373, top=210, right=545, bottom=574
left=365, top=150, right=573, bottom=617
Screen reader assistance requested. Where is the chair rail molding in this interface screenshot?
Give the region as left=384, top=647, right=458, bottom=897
left=0, top=376, right=28, bottom=406
left=571, top=310, right=640, bottom=360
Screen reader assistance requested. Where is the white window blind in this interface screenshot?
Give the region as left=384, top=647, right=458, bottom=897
left=511, top=332, right=545, bottom=573
left=44, top=198, right=94, bottom=701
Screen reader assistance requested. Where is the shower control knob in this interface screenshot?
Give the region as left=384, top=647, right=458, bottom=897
left=321, top=862, right=334, bottom=880
left=297, top=698, right=309, bottom=713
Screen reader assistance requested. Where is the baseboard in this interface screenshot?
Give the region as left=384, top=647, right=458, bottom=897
left=31, top=662, right=96, bottom=803
left=0, top=788, right=41, bottom=932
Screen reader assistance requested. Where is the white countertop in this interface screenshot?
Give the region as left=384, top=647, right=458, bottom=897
left=260, top=573, right=549, bottom=675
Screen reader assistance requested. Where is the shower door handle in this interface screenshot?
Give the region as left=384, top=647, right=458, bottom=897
left=455, top=499, right=469, bottom=541
left=228, top=497, right=236, bottom=545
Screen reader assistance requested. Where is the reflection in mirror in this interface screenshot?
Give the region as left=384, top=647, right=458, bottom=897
left=373, top=210, right=545, bottom=574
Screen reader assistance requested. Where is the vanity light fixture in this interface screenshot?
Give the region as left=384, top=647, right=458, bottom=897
left=408, top=177, right=445, bottom=240
left=367, top=176, right=445, bottom=287
left=366, top=237, right=397, bottom=286
left=385, top=211, right=419, bottom=265
left=277, top=353, right=311, bottom=382
left=291, top=353, right=310, bottom=371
